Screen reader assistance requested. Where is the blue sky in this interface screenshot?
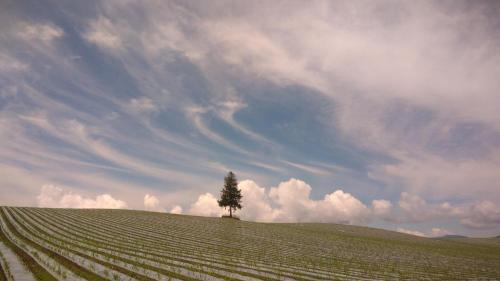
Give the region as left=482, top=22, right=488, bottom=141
left=1, top=0, right=500, bottom=237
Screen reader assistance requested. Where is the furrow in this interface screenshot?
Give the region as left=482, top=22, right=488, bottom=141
left=29, top=208, right=339, bottom=281
left=37, top=208, right=343, bottom=280
left=1, top=207, right=104, bottom=281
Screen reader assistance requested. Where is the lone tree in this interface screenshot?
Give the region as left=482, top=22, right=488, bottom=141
left=217, top=171, right=242, bottom=218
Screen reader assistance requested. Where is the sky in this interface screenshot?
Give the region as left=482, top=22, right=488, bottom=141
left=1, top=0, right=500, bottom=237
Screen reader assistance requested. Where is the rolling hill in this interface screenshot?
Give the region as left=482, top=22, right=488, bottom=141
left=0, top=207, right=499, bottom=280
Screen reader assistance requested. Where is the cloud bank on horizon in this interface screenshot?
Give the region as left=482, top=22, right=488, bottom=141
left=1, top=0, right=500, bottom=236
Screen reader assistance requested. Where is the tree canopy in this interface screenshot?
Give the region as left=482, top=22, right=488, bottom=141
left=217, top=171, right=242, bottom=218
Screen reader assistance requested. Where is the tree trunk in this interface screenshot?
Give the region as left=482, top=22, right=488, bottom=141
left=229, top=207, right=232, bottom=218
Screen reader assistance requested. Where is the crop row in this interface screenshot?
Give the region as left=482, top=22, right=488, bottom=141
left=1, top=207, right=499, bottom=280
left=18, top=208, right=335, bottom=281
left=36, top=208, right=388, bottom=279
left=27, top=208, right=377, bottom=280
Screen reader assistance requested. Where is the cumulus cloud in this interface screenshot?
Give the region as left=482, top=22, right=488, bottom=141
left=170, top=205, right=183, bottom=214
left=238, top=180, right=275, bottom=222
left=189, top=193, right=223, bottom=217
left=265, top=179, right=371, bottom=223
left=398, top=192, right=462, bottom=223
left=189, top=178, right=373, bottom=223
left=144, top=194, right=160, bottom=210
left=398, top=192, right=500, bottom=229
left=319, top=190, right=370, bottom=223
left=268, top=178, right=317, bottom=222
left=372, top=199, right=393, bottom=217
left=371, top=151, right=500, bottom=201
left=399, top=192, right=431, bottom=221
left=37, top=184, right=127, bottom=209
left=185, top=179, right=500, bottom=230
left=460, top=201, right=500, bottom=229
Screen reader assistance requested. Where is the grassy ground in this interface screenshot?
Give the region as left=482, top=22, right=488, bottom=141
left=0, top=206, right=499, bottom=280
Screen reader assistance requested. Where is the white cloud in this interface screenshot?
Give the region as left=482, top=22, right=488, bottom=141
left=188, top=193, right=223, bottom=217
left=265, top=179, right=370, bottom=223
left=319, top=190, right=370, bottom=223
left=36, top=185, right=64, bottom=207
left=185, top=106, right=250, bottom=155
left=144, top=194, right=160, bottom=210
left=188, top=178, right=371, bottom=223
left=397, top=227, right=426, bottom=237
left=18, top=22, right=64, bottom=43
left=185, top=179, right=500, bottom=229
left=2, top=1, right=499, bottom=237
left=87, top=1, right=500, bottom=207
left=460, top=201, right=500, bottom=229
left=201, top=20, right=320, bottom=89
left=371, top=151, right=500, bottom=201
left=372, top=199, right=393, bottom=217
left=238, top=180, right=276, bottom=222
left=126, top=1, right=499, bottom=137
left=398, top=192, right=500, bottom=229
left=37, top=184, right=127, bottom=209
left=399, top=192, right=430, bottom=222
left=283, top=161, right=331, bottom=176
left=215, top=100, right=275, bottom=146
left=170, top=205, right=183, bottom=214
left=0, top=53, right=29, bottom=73
left=397, top=192, right=466, bottom=223
left=83, top=17, right=122, bottom=50
left=268, top=178, right=316, bottom=222
left=16, top=115, right=203, bottom=186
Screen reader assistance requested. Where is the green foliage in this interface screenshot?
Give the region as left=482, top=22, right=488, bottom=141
left=217, top=171, right=243, bottom=217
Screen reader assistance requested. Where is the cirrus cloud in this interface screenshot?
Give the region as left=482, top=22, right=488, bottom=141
left=83, top=17, right=122, bottom=50
left=17, top=22, right=64, bottom=43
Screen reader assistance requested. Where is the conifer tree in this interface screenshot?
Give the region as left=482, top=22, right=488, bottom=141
left=217, top=171, right=242, bottom=218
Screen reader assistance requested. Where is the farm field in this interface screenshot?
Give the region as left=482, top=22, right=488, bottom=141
left=0, top=207, right=499, bottom=280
